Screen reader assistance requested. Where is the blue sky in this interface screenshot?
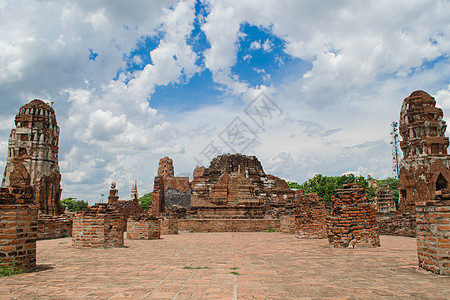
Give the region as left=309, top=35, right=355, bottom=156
left=1, top=0, right=450, bottom=203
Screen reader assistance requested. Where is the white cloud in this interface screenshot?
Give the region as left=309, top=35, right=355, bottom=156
left=250, top=40, right=261, bottom=50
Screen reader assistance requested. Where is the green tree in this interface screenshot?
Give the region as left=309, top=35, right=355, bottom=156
left=289, top=174, right=372, bottom=203
left=61, top=197, right=88, bottom=212
left=139, top=192, right=152, bottom=210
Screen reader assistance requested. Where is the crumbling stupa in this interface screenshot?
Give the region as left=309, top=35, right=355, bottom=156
left=398, top=90, right=450, bottom=212
left=2, top=99, right=63, bottom=215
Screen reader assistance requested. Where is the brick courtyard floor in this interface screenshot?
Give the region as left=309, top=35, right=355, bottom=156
left=0, top=233, right=449, bottom=299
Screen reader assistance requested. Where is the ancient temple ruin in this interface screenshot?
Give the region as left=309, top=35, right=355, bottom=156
left=294, top=193, right=327, bottom=239
left=151, top=157, right=191, bottom=216
left=398, top=90, right=450, bottom=213
left=188, top=153, right=294, bottom=219
left=2, top=99, right=63, bottom=215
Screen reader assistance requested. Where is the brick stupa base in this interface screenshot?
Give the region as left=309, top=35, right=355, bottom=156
left=0, top=187, right=37, bottom=270
left=127, top=215, right=161, bottom=240
left=72, top=204, right=124, bottom=248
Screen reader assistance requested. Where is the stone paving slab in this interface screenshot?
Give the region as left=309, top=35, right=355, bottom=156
left=0, top=233, right=449, bottom=299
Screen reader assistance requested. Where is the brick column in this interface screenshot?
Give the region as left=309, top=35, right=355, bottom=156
left=0, top=187, right=37, bottom=270
left=72, top=204, right=124, bottom=248
left=327, top=184, right=380, bottom=248
left=416, top=189, right=450, bottom=275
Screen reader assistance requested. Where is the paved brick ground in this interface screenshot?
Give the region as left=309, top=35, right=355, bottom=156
left=0, top=233, right=449, bottom=299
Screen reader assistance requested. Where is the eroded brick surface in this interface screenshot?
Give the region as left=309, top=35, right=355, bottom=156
left=294, top=193, right=327, bottom=239
left=416, top=189, right=450, bottom=275
left=72, top=204, right=125, bottom=248
left=1, top=100, right=63, bottom=215
left=327, top=184, right=380, bottom=248
left=0, top=186, right=37, bottom=270
left=127, top=215, right=161, bottom=240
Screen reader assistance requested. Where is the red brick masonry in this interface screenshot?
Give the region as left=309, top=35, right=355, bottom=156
left=0, top=187, right=37, bottom=270
left=72, top=204, right=124, bottom=248
left=178, top=219, right=280, bottom=232
left=327, top=184, right=380, bottom=248
left=127, top=215, right=161, bottom=240
left=416, top=189, right=450, bottom=275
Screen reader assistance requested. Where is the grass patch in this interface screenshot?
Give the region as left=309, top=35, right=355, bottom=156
left=189, top=229, right=194, bottom=233
left=62, top=235, right=72, bottom=238
left=266, top=226, right=276, bottom=232
left=0, top=262, right=24, bottom=277
left=183, top=266, right=211, bottom=270
left=230, top=267, right=240, bottom=270
left=58, top=241, right=68, bottom=244
left=229, top=271, right=242, bottom=276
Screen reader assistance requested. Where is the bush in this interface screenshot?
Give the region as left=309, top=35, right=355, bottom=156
left=0, top=262, right=23, bottom=277
left=139, top=192, right=152, bottom=210
left=61, top=197, right=88, bottom=212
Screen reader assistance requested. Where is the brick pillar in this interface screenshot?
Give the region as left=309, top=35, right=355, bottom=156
left=416, top=189, right=450, bottom=275
left=0, top=187, right=37, bottom=270
left=72, top=204, right=124, bottom=248
left=327, top=184, right=380, bottom=248
left=294, top=193, right=327, bottom=238
left=151, top=176, right=164, bottom=216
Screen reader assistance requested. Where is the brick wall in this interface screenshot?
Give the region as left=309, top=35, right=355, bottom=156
left=280, top=215, right=295, bottom=234
left=377, top=212, right=416, bottom=237
left=178, top=219, right=280, bottom=232
left=0, top=187, right=37, bottom=270
left=416, top=190, right=450, bottom=275
left=327, top=184, right=380, bottom=248
left=37, top=214, right=72, bottom=240
left=127, top=215, right=161, bottom=240
left=72, top=204, right=124, bottom=248
left=161, top=218, right=178, bottom=235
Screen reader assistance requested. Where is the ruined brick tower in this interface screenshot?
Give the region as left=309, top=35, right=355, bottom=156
left=2, top=99, right=63, bottom=215
left=398, top=90, right=450, bottom=212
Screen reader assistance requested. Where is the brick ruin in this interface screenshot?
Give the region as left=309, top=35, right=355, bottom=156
left=294, top=193, right=327, bottom=239
left=416, top=189, right=450, bottom=275
left=152, top=157, right=190, bottom=216
left=398, top=90, right=450, bottom=213
left=374, top=188, right=397, bottom=214
left=2, top=99, right=63, bottom=215
left=0, top=186, right=37, bottom=270
left=72, top=203, right=125, bottom=248
left=188, top=154, right=294, bottom=219
left=127, top=215, right=161, bottom=240
left=327, top=184, right=380, bottom=248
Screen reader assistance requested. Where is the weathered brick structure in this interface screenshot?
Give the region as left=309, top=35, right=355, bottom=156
left=416, top=189, right=450, bottom=275
left=2, top=99, right=63, bottom=215
left=161, top=217, right=178, bottom=235
left=294, top=193, right=327, bottom=239
left=108, top=182, right=119, bottom=204
left=374, top=188, right=397, bottom=214
left=0, top=186, right=37, bottom=270
left=178, top=219, right=280, bottom=232
left=377, top=212, right=416, bottom=237
left=327, top=184, right=380, bottom=248
left=37, top=214, right=72, bottom=240
left=398, top=90, right=450, bottom=213
left=72, top=204, right=125, bottom=248
left=127, top=215, right=161, bottom=240
left=152, top=157, right=190, bottom=216
left=188, top=154, right=294, bottom=219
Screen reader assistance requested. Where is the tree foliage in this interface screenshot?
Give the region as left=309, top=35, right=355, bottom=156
left=61, top=197, right=88, bottom=212
left=139, top=192, right=152, bottom=210
left=288, top=174, right=399, bottom=204
left=287, top=174, right=372, bottom=203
